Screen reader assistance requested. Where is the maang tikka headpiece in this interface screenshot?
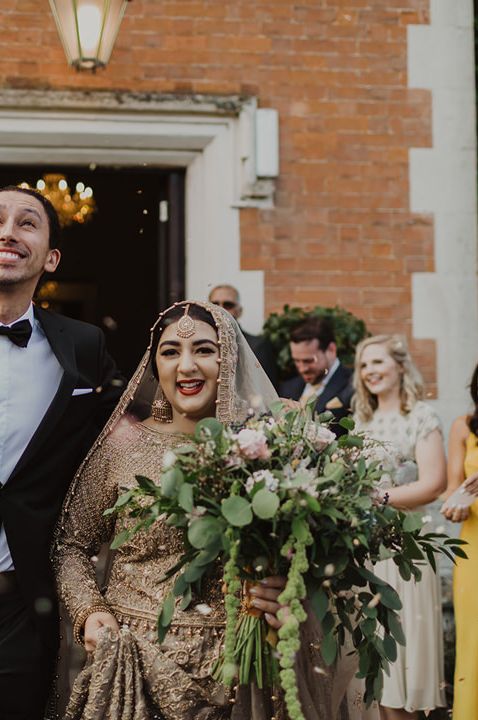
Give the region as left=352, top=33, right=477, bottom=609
left=176, top=303, right=196, bottom=338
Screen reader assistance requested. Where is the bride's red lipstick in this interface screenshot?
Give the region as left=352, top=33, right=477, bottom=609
left=177, top=380, right=205, bottom=396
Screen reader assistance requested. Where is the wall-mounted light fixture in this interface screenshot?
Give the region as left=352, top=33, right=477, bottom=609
left=49, top=0, right=131, bottom=70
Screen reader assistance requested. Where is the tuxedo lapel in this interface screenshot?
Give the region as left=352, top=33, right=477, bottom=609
left=7, top=308, right=78, bottom=483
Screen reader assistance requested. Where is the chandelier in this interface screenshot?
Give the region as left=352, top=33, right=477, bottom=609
left=19, top=174, right=96, bottom=227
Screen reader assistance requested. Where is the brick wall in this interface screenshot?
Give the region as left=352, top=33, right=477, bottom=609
left=0, top=0, right=436, bottom=391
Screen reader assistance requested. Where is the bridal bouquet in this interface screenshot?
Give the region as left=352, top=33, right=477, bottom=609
left=108, top=403, right=465, bottom=717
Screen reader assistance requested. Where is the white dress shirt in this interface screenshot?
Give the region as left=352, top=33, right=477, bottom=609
left=300, top=357, right=340, bottom=402
left=0, top=304, right=63, bottom=570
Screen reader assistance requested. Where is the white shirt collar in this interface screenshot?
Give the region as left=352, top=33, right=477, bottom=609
left=323, top=357, right=340, bottom=388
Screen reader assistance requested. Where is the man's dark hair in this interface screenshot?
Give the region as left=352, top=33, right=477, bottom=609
left=0, top=185, right=62, bottom=250
left=290, top=316, right=336, bottom=351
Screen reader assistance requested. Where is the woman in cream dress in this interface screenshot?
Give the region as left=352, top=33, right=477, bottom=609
left=353, top=335, right=446, bottom=720
left=54, top=301, right=354, bottom=720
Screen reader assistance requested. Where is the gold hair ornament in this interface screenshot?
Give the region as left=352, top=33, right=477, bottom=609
left=176, top=304, right=196, bottom=338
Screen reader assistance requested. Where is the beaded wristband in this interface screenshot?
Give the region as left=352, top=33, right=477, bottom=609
left=73, top=604, right=112, bottom=646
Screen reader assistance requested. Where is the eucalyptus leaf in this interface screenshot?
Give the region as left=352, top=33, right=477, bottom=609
left=252, top=488, right=280, bottom=519
left=339, top=416, right=355, bottom=431
left=195, top=545, right=221, bottom=566
left=321, top=632, right=337, bottom=665
left=221, top=496, right=253, bottom=527
left=173, top=573, right=189, bottom=597
left=195, top=417, right=224, bottom=440
left=383, top=633, right=397, bottom=662
left=323, top=463, right=345, bottom=481
left=387, top=611, right=406, bottom=646
left=305, top=495, right=322, bottom=513
left=402, top=512, right=424, bottom=533
left=397, top=560, right=412, bottom=582
left=322, top=611, right=335, bottom=635
left=110, top=529, right=132, bottom=550
left=356, top=566, right=387, bottom=587
left=361, top=617, right=377, bottom=638
left=188, top=516, right=223, bottom=549
left=373, top=669, right=383, bottom=701
left=180, top=584, right=193, bottom=610
left=161, top=467, right=184, bottom=498
left=379, top=584, right=402, bottom=611
left=136, top=475, right=158, bottom=493
left=178, top=483, right=194, bottom=512
left=338, top=435, right=364, bottom=449
left=310, top=588, right=329, bottom=622
left=183, top=562, right=207, bottom=583
left=159, top=592, right=175, bottom=628
left=111, top=489, right=134, bottom=509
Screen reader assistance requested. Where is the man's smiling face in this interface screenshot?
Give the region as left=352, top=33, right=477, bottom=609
left=0, top=190, right=60, bottom=289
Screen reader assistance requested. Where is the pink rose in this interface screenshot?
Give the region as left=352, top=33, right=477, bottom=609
left=236, top=429, right=270, bottom=460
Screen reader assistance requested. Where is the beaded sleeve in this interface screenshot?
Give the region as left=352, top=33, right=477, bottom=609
left=53, top=437, right=117, bottom=642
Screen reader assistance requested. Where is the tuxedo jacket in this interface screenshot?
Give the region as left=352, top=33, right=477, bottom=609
left=0, top=306, right=123, bottom=651
left=242, top=329, right=279, bottom=390
left=279, top=363, right=354, bottom=435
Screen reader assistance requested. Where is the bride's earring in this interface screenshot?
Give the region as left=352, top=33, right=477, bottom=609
left=151, top=385, right=173, bottom=423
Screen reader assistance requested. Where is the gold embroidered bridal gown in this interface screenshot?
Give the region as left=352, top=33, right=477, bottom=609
left=54, top=301, right=353, bottom=720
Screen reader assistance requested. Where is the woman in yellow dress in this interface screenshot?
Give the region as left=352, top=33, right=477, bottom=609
left=442, top=364, right=478, bottom=719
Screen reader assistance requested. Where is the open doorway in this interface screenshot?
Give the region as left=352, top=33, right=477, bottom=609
left=0, top=165, right=185, bottom=378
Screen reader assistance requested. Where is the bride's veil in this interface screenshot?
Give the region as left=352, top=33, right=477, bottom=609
left=64, top=300, right=278, bottom=495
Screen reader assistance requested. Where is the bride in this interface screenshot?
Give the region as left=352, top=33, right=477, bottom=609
left=54, top=301, right=353, bottom=720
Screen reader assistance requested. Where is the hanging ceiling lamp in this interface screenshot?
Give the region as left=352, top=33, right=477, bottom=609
left=49, top=0, right=131, bottom=71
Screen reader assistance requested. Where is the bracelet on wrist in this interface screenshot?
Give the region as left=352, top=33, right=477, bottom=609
left=73, top=604, right=111, bottom=645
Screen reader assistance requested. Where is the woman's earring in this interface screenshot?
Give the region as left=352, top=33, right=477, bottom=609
left=151, top=385, right=173, bottom=423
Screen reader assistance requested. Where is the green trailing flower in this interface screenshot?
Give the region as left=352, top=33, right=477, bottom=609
left=275, top=535, right=311, bottom=720
left=222, top=530, right=241, bottom=686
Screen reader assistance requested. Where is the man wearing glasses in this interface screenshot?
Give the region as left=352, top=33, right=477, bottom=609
left=208, top=284, right=278, bottom=388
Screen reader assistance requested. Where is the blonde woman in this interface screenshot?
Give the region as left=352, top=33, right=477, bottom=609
left=353, top=335, right=446, bottom=720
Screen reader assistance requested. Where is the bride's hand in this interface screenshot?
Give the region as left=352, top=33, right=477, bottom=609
left=84, top=611, right=119, bottom=652
left=248, top=576, right=289, bottom=630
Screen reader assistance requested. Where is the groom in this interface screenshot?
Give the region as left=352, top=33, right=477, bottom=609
left=0, top=186, right=123, bottom=719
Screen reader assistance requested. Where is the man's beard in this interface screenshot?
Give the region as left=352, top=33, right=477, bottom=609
left=311, top=369, right=327, bottom=384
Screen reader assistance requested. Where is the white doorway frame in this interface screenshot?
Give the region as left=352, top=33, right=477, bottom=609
left=0, top=89, right=275, bottom=332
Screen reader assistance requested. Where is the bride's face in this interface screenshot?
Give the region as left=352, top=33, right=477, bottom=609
left=155, top=319, right=220, bottom=420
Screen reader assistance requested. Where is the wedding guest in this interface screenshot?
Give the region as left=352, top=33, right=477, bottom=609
left=208, top=283, right=279, bottom=388
left=280, top=317, right=353, bottom=434
left=55, top=300, right=355, bottom=720
left=0, top=186, right=123, bottom=719
left=353, top=334, right=446, bottom=720
left=441, top=363, right=478, bottom=719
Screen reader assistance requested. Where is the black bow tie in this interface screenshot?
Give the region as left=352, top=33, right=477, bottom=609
left=0, top=319, right=33, bottom=348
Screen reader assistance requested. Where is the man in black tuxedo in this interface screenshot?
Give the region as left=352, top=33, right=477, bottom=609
left=279, top=317, right=353, bottom=435
left=208, top=284, right=279, bottom=388
left=0, top=186, right=123, bottom=719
